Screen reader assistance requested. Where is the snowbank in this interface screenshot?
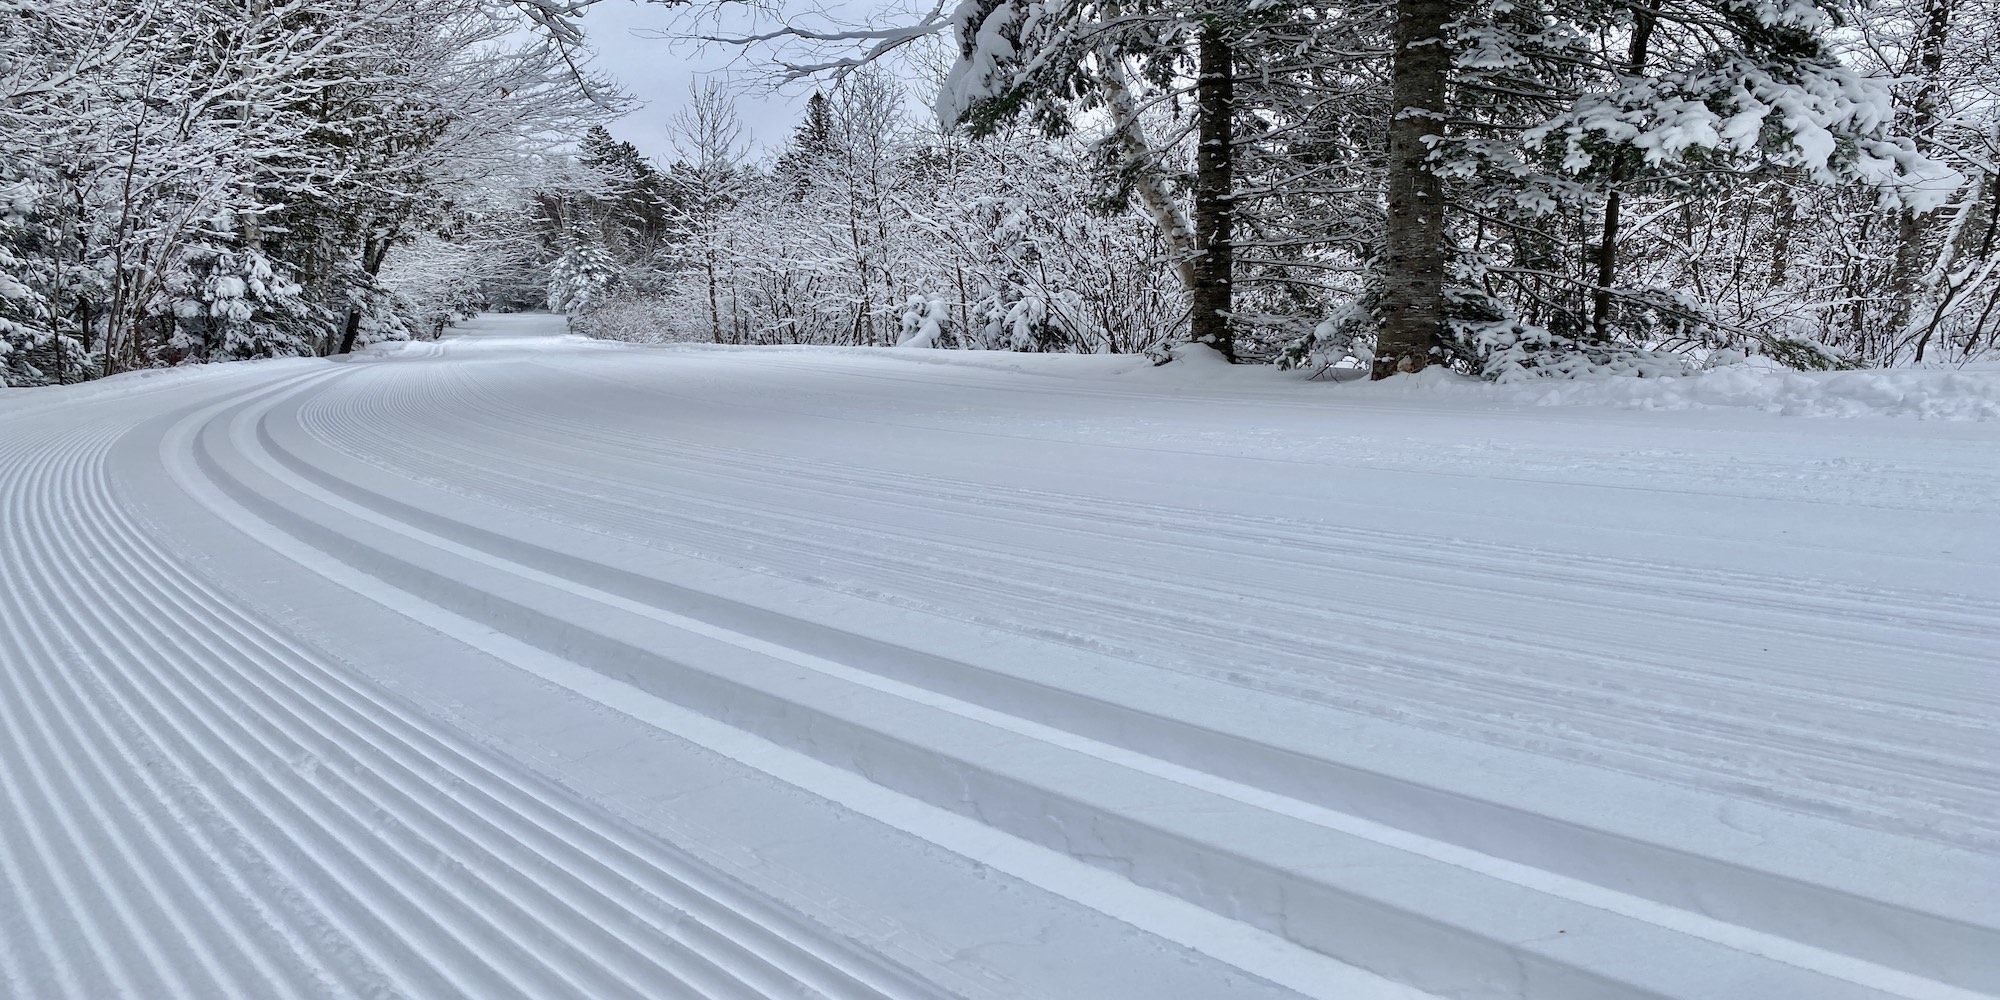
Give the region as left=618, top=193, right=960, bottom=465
left=944, top=344, right=2000, bottom=421
left=855, top=344, right=2000, bottom=421
left=672, top=342, right=2000, bottom=421
left=1373, top=360, right=2000, bottom=420
left=0, top=356, right=327, bottom=421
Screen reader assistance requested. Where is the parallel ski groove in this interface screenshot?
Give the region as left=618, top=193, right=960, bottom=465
left=4, top=428, right=231, bottom=1000
left=1, top=374, right=940, bottom=999
left=207, top=359, right=1991, bottom=999
left=293, top=358, right=1998, bottom=845
left=6, top=323, right=1991, bottom=1000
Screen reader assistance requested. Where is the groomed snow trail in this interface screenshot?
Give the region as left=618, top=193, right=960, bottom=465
left=2, top=313, right=1995, bottom=1000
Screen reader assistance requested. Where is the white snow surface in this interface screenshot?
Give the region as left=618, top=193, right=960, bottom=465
left=1414, top=358, right=2000, bottom=421
left=2, top=312, right=1995, bottom=1000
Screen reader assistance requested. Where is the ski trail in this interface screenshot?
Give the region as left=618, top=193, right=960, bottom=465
left=183, top=341, right=1994, bottom=996
left=2, top=373, right=947, bottom=999
left=298, top=352, right=1999, bottom=847
left=4, top=315, right=1993, bottom=1000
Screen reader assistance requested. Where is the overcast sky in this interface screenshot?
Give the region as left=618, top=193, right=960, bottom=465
left=574, top=2, right=920, bottom=167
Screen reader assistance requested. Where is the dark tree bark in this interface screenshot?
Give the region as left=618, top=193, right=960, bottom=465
left=1191, top=20, right=1237, bottom=362
left=705, top=256, right=722, bottom=344
left=336, top=236, right=391, bottom=355
left=336, top=310, right=364, bottom=357
left=1591, top=9, right=1655, bottom=342
left=1375, top=0, right=1452, bottom=379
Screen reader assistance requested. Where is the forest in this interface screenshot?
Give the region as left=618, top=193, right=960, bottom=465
left=3, top=0, right=1995, bottom=386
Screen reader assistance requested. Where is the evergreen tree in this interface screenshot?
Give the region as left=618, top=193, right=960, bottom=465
left=579, top=125, right=672, bottom=253
left=776, top=92, right=840, bottom=198
left=547, top=221, right=621, bottom=319
left=1382, top=0, right=1956, bottom=377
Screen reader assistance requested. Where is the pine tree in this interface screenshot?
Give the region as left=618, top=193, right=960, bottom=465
left=1359, top=0, right=1960, bottom=377
left=775, top=92, right=839, bottom=199
left=579, top=125, right=672, bottom=253
left=547, top=221, right=621, bottom=320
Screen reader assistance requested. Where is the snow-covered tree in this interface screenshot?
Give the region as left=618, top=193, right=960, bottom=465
left=0, top=0, right=605, bottom=384
left=663, top=82, right=750, bottom=343
left=604, top=0, right=1978, bottom=373
left=547, top=221, right=622, bottom=319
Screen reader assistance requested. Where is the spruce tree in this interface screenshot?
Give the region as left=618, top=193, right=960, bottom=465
left=775, top=92, right=840, bottom=199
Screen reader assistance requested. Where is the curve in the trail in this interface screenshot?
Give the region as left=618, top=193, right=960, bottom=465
left=4, top=316, right=1996, bottom=1000
left=1, top=373, right=944, bottom=1000
left=204, top=347, right=2000, bottom=996
left=306, top=347, right=1999, bottom=850
left=227, top=355, right=1989, bottom=991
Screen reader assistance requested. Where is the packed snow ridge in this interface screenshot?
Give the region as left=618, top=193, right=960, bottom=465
left=1, top=313, right=1994, bottom=1000
left=1408, top=358, right=2000, bottom=421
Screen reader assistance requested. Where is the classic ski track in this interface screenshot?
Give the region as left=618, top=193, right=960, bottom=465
left=284, top=390, right=1998, bottom=860
left=430, top=338, right=1990, bottom=605
left=537, top=349, right=2000, bottom=514
left=209, top=354, right=1996, bottom=998
left=274, top=366, right=2000, bottom=952
left=343, top=357, right=1996, bottom=710
left=294, top=358, right=1998, bottom=846
left=354, top=363, right=2000, bottom=701
left=172, top=378, right=1449, bottom=1000
left=8, top=329, right=1994, bottom=1000
left=0, top=377, right=941, bottom=1000
left=204, top=370, right=1978, bottom=1000
left=315, top=362, right=1999, bottom=843
left=285, top=424, right=1996, bottom=845
left=509, top=352, right=2000, bottom=636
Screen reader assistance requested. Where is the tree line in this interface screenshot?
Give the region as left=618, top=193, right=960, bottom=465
left=7, top=0, right=1995, bottom=387
left=533, top=0, right=1998, bottom=378
left=531, top=76, right=1187, bottom=356
left=0, top=0, right=605, bottom=387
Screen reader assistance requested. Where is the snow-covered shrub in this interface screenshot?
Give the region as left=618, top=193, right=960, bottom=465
left=1279, top=299, right=1378, bottom=374
left=568, top=285, right=704, bottom=343
left=898, top=294, right=950, bottom=348
left=1440, top=287, right=1695, bottom=382
left=161, top=247, right=321, bottom=363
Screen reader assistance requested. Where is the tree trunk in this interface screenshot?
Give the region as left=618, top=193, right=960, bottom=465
left=1191, top=20, right=1237, bottom=362
left=336, top=310, right=364, bottom=357
left=1591, top=10, right=1655, bottom=342
left=336, top=237, right=390, bottom=355
left=1591, top=171, right=1624, bottom=342
left=1914, top=154, right=1998, bottom=361
left=705, top=250, right=722, bottom=344
left=1099, top=0, right=1196, bottom=291
left=239, top=0, right=267, bottom=254
left=1886, top=0, right=1954, bottom=347
left=1769, top=177, right=1796, bottom=286
left=1103, top=68, right=1198, bottom=290
left=1375, top=0, right=1452, bottom=379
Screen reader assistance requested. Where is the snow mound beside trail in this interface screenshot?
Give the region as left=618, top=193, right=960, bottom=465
left=0, top=356, right=326, bottom=420
left=1382, top=361, right=2000, bottom=420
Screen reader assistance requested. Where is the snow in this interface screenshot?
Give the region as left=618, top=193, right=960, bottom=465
left=596, top=341, right=2000, bottom=421
left=1353, top=359, right=2000, bottom=421
left=2, top=312, right=1995, bottom=1000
